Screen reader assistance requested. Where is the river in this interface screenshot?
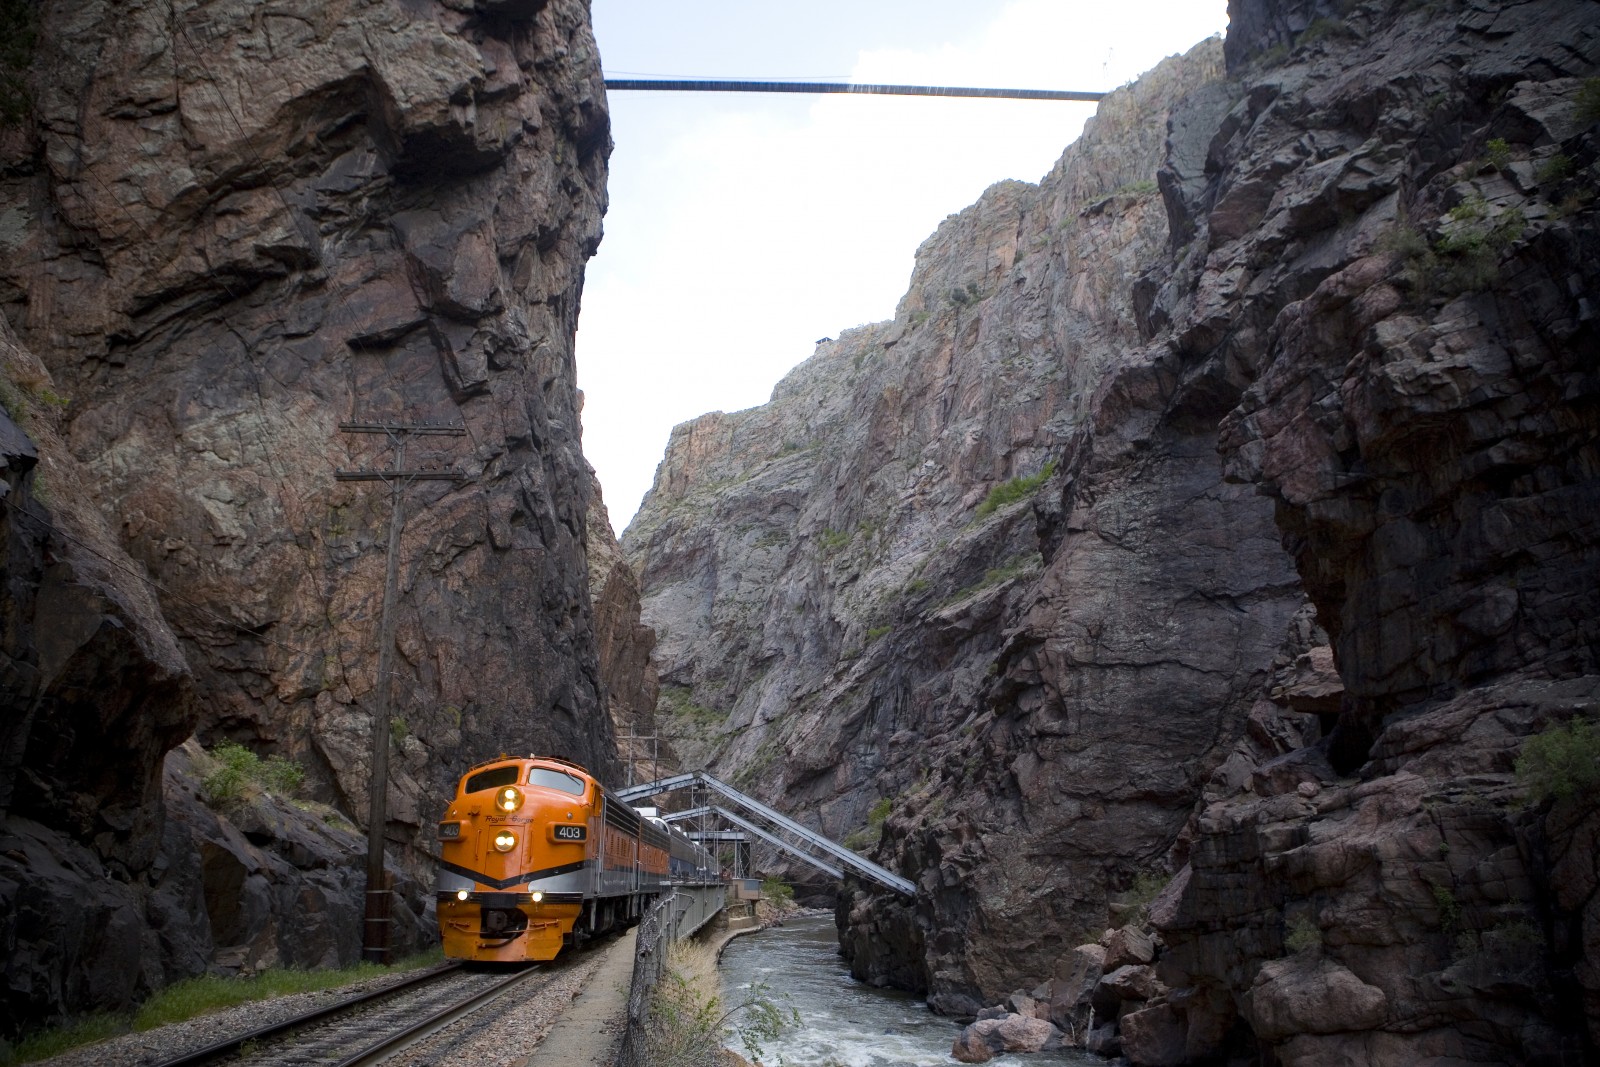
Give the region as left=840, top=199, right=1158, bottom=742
left=718, top=913, right=1097, bottom=1067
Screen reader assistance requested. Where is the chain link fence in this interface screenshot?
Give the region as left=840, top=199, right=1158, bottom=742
left=616, top=890, right=676, bottom=1067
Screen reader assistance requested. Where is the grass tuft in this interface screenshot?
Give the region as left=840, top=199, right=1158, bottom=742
left=1284, top=915, right=1321, bottom=954
left=976, top=460, right=1057, bottom=518
left=0, top=950, right=442, bottom=1065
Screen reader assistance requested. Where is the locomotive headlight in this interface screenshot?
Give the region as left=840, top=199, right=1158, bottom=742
left=496, top=787, right=524, bottom=813
left=493, top=830, right=518, bottom=852
left=531, top=891, right=543, bottom=903
left=456, top=889, right=469, bottom=902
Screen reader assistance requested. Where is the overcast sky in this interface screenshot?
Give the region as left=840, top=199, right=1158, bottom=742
left=576, top=1, right=1229, bottom=534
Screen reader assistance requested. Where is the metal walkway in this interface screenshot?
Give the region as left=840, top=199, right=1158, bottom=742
left=617, top=771, right=915, bottom=896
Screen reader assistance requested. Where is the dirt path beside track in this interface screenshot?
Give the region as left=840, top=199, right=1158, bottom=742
left=510, top=928, right=636, bottom=1067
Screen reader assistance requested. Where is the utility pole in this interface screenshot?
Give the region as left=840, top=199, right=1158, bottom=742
left=336, top=422, right=465, bottom=963
left=616, top=730, right=659, bottom=788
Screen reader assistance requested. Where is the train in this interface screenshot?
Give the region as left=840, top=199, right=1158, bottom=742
left=434, top=754, right=719, bottom=962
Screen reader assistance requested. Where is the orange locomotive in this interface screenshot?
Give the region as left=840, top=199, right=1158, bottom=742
left=434, top=755, right=715, bottom=962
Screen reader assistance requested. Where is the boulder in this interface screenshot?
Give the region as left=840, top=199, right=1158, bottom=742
left=1119, top=1002, right=1188, bottom=1067
left=1086, top=1021, right=1122, bottom=1057
left=1245, top=956, right=1388, bottom=1042
left=1104, top=926, right=1158, bottom=970
left=952, top=1018, right=1005, bottom=1063
left=1099, top=964, right=1166, bottom=1003
left=1047, top=943, right=1106, bottom=1038
left=1004, top=991, right=1048, bottom=1020
left=951, top=1013, right=1066, bottom=1063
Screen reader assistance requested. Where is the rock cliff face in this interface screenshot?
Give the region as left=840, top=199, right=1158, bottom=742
left=586, top=468, right=670, bottom=785
left=626, top=0, right=1599, bottom=1061
left=0, top=0, right=614, bottom=1033
left=627, top=37, right=1305, bottom=1001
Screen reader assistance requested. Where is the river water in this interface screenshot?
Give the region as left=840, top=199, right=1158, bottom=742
left=718, top=913, right=1096, bottom=1067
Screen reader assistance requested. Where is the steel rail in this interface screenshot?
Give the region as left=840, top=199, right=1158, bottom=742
left=151, top=962, right=462, bottom=1067
left=330, top=965, right=546, bottom=1067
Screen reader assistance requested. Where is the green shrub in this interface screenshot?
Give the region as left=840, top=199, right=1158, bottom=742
left=1113, top=179, right=1159, bottom=198
left=202, top=741, right=306, bottom=804
left=1432, top=885, right=1462, bottom=934
left=865, top=624, right=892, bottom=642
left=1535, top=154, right=1575, bottom=187
left=1483, top=138, right=1512, bottom=171
left=645, top=942, right=796, bottom=1066
left=1489, top=919, right=1541, bottom=946
left=1390, top=206, right=1527, bottom=300
left=1255, top=43, right=1290, bottom=69
left=1296, top=17, right=1352, bottom=47
left=868, top=797, right=894, bottom=825
left=818, top=527, right=851, bottom=551
left=1515, top=718, right=1600, bottom=804
left=659, top=686, right=727, bottom=727
left=1285, top=915, right=1321, bottom=954
left=0, top=377, right=24, bottom=422
left=1576, top=77, right=1600, bottom=124
left=760, top=878, right=794, bottom=905
left=842, top=827, right=875, bottom=852
left=203, top=742, right=260, bottom=803
left=947, top=281, right=983, bottom=308
left=938, top=553, right=1041, bottom=608
left=1125, top=871, right=1170, bottom=917
left=258, top=756, right=305, bottom=796
left=976, top=459, right=1057, bottom=518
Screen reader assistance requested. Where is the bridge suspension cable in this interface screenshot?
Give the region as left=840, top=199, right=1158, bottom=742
left=604, top=79, right=1106, bottom=102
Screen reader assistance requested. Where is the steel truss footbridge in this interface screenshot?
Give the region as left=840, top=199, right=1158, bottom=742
left=615, top=771, right=915, bottom=896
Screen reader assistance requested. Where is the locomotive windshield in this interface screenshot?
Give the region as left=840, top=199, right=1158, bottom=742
left=464, top=765, right=519, bottom=793
left=527, top=767, right=586, bottom=796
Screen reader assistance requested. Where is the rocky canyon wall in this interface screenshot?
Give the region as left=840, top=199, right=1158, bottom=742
left=0, top=0, right=617, bottom=1033
left=625, top=35, right=1302, bottom=1002
left=626, top=0, right=1599, bottom=1062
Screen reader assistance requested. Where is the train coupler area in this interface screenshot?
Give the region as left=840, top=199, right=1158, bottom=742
left=480, top=906, right=529, bottom=938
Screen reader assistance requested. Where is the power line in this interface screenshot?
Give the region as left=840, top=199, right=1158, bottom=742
left=603, top=79, right=1106, bottom=101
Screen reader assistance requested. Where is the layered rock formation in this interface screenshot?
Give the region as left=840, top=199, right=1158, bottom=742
left=627, top=35, right=1305, bottom=999
left=0, top=0, right=616, bottom=1033
left=626, top=0, right=1599, bottom=1061
left=586, top=468, right=671, bottom=784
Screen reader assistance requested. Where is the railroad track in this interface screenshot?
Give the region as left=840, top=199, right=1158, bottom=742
left=151, top=962, right=552, bottom=1067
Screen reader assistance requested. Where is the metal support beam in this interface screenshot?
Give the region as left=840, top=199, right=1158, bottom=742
left=620, top=772, right=915, bottom=895
left=707, top=806, right=844, bottom=880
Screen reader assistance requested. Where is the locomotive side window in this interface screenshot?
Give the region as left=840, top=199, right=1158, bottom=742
left=527, top=768, right=586, bottom=796
left=464, top=766, right=519, bottom=794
